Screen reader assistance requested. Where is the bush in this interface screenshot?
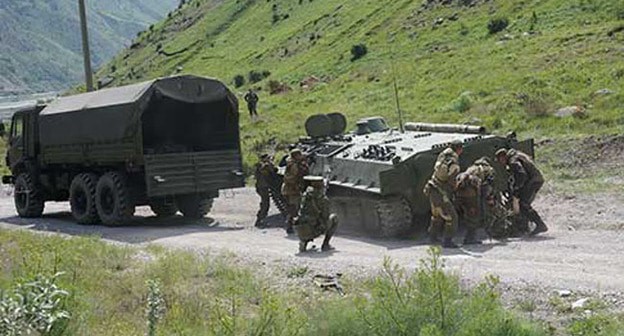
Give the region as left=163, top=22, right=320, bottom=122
left=0, top=273, right=70, bottom=335
left=233, top=74, right=245, bottom=88
left=487, top=17, right=509, bottom=34
left=350, top=43, right=368, bottom=61
left=248, top=70, right=271, bottom=83
left=309, top=248, right=541, bottom=335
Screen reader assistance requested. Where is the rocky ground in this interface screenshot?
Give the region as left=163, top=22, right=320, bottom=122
left=0, top=186, right=623, bottom=328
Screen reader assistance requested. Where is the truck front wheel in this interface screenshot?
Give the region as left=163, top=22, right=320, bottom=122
left=95, top=172, right=134, bottom=226
left=14, top=173, right=44, bottom=218
left=176, top=195, right=213, bottom=219
left=70, top=173, right=99, bottom=224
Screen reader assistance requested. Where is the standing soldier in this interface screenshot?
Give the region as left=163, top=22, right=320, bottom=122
left=295, top=176, right=339, bottom=253
left=254, top=154, right=276, bottom=228
left=495, top=148, right=548, bottom=236
left=423, top=140, right=463, bottom=248
left=244, top=89, right=259, bottom=119
left=281, top=148, right=309, bottom=234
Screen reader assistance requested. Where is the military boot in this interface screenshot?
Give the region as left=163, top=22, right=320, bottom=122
left=442, top=238, right=459, bottom=249
left=298, top=240, right=308, bottom=253
left=321, top=236, right=335, bottom=252
left=428, top=224, right=442, bottom=244
left=528, top=211, right=548, bottom=235
left=463, top=229, right=482, bottom=245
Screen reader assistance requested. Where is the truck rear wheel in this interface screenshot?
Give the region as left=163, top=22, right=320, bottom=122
left=14, top=173, right=44, bottom=218
left=149, top=199, right=178, bottom=217
left=70, top=173, right=99, bottom=224
left=176, top=195, right=213, bottom=219
left=95, top=172, right=134, bottom=226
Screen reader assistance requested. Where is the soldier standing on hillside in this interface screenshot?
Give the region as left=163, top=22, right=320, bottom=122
left=495, top=148, right=548, bottom=236
left=295, top=176, right=339, bottom=253
left=254, top=154, right=276, bottom=228
left=281, top=148, right=309, bottom=234
left=423, top=140, right=463, bottom=248
left=244, top=89, right=259, bottom=119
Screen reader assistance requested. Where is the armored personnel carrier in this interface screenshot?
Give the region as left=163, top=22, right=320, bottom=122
left=281, top=113, right=534, bottom=237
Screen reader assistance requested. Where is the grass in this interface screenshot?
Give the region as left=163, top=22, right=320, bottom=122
left=0, top=228, right=556, bottom=336
left=96, top=0, right=624, bottom=178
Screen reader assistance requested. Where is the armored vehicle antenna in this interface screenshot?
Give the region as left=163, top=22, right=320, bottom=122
left=388, top=37, right=404, bottom=133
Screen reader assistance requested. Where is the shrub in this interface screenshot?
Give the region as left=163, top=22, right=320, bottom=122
left=350, top=43, right=368, bottom=61
left=248, top=70, right=271, bottom=83
left=0, top=273, right=70, bottom=335
left=487, top=17, right=509, bottom=34
left=233, top=74, right=245, bottom=88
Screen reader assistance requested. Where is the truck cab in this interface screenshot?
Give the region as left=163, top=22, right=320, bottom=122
left=3, top=106, right=43, bottom=184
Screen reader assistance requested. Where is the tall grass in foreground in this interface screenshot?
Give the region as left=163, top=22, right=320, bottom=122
left=0, top=229, right=621, bottom=335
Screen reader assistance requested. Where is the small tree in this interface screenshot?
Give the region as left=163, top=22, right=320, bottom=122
left=233, top=75, right=245, bottom=88
left=487, top=17, right=509, bottom=34
left=350, top=44, right=368, bottom=62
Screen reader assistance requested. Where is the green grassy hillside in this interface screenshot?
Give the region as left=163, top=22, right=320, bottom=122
left=0, top=0, right=178, bottom=93
left=100, top=0, right=624, bottom=172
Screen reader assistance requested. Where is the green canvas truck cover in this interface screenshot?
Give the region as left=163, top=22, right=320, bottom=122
left=39, top=75, right=238, bottom=146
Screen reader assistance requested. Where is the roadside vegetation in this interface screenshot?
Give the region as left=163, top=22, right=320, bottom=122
left=1, top=229, right=623, bottom=335
left=97, top=0, right=624, bottom=181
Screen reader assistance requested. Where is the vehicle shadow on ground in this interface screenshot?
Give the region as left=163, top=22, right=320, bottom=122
left=0, top=211, right=245, bottom=244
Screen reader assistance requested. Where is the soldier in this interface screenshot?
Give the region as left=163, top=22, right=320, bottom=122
left=281, top=148, right=309, bottom=234
left=495, top=148, right=548, bottom=236
left=423, top=140, right=463, bottom=248
left=295, top=176, right=339, bottom=253
left=254, top=153, right=276, bottom=228
left=243, top=89, right=259, bottom=119
left=455, top=157, right=509, bottom=244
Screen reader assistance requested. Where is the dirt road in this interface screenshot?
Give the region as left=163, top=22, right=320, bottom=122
left=1, top=188, right=623, bottom=296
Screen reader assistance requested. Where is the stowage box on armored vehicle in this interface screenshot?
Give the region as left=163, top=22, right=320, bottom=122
left=3, top=75, right=244, bottom=225
left=286, top=115, right=534, bottom=237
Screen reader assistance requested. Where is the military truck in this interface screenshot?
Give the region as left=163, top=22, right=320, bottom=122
left=3, top=75, right=244, bottom=225
left=281, top=114, right=534, bottom=237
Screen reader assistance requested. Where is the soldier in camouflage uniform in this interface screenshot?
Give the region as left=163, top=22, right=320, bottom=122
left=295, top=176, right=338, bottom=253
left=495, top=148, right=548, bottom=236
left=281, top=148, right=309, bottom=234
left=456, top=157, right=512, bottom=243
left=423, top=140, right=463, bottom=248
left=254, top=154, right=276, bottom=228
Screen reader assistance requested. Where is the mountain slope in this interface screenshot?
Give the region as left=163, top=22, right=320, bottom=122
left=0, top=0, right=178, bottom=94
left=100, top=0, right=624, bottom=167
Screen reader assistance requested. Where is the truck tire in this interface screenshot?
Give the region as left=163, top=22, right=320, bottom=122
left=14, top=173, right=44, bottom=218
left=69, top=173, right=100, bottom=224
left=149, top=199, right=178, bottom=217
left=176, top=195, right=213, bottom=219
left=95, top=172, right=134, bottom=226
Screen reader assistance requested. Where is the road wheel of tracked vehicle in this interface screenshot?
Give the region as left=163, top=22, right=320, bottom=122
left=375, top=197, right=413, bottom=238
left=14, top=173, right=44, bottom=218
left=149, top=198, right=178, bottom=217
left=69, top=173, right=99, bottom=224
left=95, top=172, right=134, bottom=226
left=176, top=195, right=213, bottom=219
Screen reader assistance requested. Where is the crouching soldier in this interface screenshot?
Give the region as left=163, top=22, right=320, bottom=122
left=294, top=176, right=338, bottom=253
left=456, top=157, right=512, bottom=243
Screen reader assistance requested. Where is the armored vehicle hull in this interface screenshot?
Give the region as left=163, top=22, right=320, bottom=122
left=282, top=116, right=533, bottom=237
left=3, top=75, right=244, bottom=225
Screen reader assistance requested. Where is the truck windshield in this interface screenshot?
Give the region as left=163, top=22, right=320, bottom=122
left=11, top=115, right=23, bottom=143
